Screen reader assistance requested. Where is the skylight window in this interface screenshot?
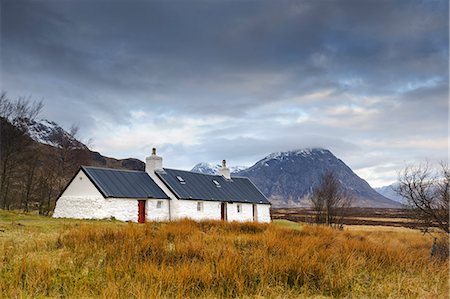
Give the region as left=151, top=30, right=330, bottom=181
left=176, top=176, right=186, bottom=184
left=212, top=180, right=221, bottom=187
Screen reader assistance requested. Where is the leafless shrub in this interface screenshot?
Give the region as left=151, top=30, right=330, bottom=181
left=396, top=163, right=449, bottom=234
left=310, top=171, right=353, bottom=227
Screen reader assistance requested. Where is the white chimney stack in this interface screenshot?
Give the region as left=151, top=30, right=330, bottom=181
left=218, top=159, right=231, bottom=179
left=145, top=147, right=163, bottom=173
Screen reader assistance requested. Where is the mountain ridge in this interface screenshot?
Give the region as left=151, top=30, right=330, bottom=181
left=237, top=148, right=401, bottom=208
left=191, top=148, right=401, bottom=208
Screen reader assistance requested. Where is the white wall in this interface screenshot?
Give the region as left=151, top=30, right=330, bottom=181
left=53, top=196, right=108, bottom=219
left=256, top=204, right=271, bottom=223
left=147, top=170, right=180, bottom=221
left=173, top=200, right=222, bottom=221
left=60, top=170, right=103, bottom=197
left=172, top=200, right=271, bottom=223
left=103, top=198, right=138, bottom=222
left=227, top=203, right=254, bottom=222
left=146, top=199, right=170, bottom=221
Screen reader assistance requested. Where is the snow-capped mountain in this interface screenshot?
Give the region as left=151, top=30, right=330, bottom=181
left=374, top=183, right=405, bottom=204
left=191, top=162, right=248, bottom=175
left=26, top=119, right=86, bottom=149
left=236, top=148, right=402, bottom=208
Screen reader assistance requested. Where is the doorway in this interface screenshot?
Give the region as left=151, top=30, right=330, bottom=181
left=220, top=202, right=227, bottom=221
left=252, top=204, right=258, bottom=222
left=138, top=200, right=146, bottom=223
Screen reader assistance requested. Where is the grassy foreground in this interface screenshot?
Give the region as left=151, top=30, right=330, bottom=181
left=0, top=211, right=448, bottom=298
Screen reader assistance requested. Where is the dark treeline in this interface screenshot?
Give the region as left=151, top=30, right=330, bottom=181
left=0, top=93, right=90, bottom=214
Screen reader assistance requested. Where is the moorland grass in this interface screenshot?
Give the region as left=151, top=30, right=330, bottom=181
left=0, top=210, right=448, bottom=298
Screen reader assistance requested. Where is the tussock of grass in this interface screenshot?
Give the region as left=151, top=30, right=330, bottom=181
left=0, top=212, right=448, bottom=298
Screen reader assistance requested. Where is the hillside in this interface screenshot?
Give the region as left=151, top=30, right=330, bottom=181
left=27, top=119, right=145, bottom=171
left=235, top=149, right=401, bottom=208
left=375, top=183, right=406, bottom=204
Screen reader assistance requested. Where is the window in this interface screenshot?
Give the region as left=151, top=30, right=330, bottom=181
left=176, top=176, right=186, bottom=184
left=212, top=180, right=221, bottom=187
left=237, top=204, right=242, bottom=213
left=197, top=202, right=203, bottom=212
left=156, top=201, right=163, bottom=209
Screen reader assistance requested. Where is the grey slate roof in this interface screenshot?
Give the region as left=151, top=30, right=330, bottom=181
left=81, top=166, right=168, bottom=199
left=156, top=168, right=270, bottom=204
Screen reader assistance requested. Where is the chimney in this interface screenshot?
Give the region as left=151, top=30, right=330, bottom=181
left=218, top=159, right=231, bottom=179
left=145, top=147, right=163, bottom=173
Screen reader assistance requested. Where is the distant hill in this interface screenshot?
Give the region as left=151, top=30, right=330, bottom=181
left=230, top=149, right=400, bottom=208
left=374, top=183, right=407, bottom=204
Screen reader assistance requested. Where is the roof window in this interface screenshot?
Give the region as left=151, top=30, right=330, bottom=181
left=176, top=176, right=186, bottom=184
left=212, top=180, right=221, bottom=187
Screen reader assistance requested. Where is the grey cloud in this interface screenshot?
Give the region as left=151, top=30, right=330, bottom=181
left=1, top=0, right=448, bottom=186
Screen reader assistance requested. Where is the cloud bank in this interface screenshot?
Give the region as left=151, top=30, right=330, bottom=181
left=1, top=0, right=448, bottom=186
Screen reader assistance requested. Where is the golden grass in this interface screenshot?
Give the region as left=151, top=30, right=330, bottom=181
left=0, top=211, right=448, bottom=298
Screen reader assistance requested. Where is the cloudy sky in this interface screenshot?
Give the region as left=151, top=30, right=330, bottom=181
left=1, top=0, right=448, bottom=187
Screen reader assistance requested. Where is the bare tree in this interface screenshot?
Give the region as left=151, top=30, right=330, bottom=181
left=52, top=124, right=89, bottom=195
left=0, top=93, right=43, bottom=209
left=310, top=171, right=352, bottom=227
left=397, top=163, right=449, bottom=234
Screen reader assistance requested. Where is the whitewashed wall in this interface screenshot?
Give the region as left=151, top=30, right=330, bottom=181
left=227, top=203, right=254, bottom=222
left=59, top=170, right=102, bottom=197
left=146, top=199, right=170, bottom=221
left=53, top=170, right=107, bottom=219
left=173, top=200, right=221, bottom=221
left=53, top=196, right=108, bottom=219
left=103, top=198, right=138, bottom=222
left=172, top=200, right=271, bottom=223
left=256, top=204, right=271, bottom=223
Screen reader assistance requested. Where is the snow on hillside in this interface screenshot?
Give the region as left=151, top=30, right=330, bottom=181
left=26, top=119, right=86, bottom=149
left=258, top=148, right=329, bottom=165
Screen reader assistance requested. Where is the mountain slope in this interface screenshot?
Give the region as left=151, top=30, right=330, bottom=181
left=235, top=148, right=401, bottom=208
left=27, top=119, right=87, bottom=149
left=374, top=183, right=406, bottom=204
left=25, top=119, right=145, bottom=171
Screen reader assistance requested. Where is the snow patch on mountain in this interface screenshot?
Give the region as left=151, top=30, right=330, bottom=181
left=374, top=183, right=405, bottom=203
left=26, top=119, right=86, bottom=149
left=258, top=148, right=329, bottom=165
left=191, top=162, right=248, bottom=175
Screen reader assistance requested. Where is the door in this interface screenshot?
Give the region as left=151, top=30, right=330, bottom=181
left=138, top=200, right=146, bottom=223
left=221, top=202, right=227, bottom=221
left=252, top=204, right=258, bottom=222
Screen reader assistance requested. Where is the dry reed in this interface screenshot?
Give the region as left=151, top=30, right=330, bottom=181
left=0, top=215, right=448, bottom=298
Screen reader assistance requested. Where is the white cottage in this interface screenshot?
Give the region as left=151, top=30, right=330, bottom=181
left=53, top=149, right=271, bottom=223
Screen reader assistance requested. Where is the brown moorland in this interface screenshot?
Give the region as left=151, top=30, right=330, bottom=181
left=0, top=211, right=448, bottom=298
